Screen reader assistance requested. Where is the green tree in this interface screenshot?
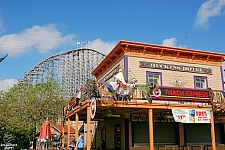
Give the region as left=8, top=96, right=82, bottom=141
left=0, top=79, right=67, bottom=149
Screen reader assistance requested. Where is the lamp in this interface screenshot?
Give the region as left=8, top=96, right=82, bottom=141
left=165, top=101, right=169, bottom=106
left=197, top=103, right=203, bottom=108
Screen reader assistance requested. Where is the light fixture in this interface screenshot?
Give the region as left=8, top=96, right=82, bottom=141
left=165, top=101, right=169, bottom=106
left=197, top=103, right=203, bottom=108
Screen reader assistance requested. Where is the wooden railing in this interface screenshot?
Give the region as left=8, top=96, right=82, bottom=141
left=68, top=83, right=225, bottom=109
left=211, top=90, right=224, bottom=103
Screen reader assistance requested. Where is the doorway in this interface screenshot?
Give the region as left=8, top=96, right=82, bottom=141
left=115, top=124, right=121, bottom=150
left=101, top=127, right=106, bottom=143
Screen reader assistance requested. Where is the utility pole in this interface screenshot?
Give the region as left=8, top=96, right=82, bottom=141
left=0, top=54, right=8, bottom=62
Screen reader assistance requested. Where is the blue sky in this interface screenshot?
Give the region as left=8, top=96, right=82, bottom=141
left=0, top=0, right=225, bottom=91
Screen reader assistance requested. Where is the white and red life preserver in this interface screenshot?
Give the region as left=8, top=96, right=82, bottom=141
left=90, top=97, right=96, bottom=119
left=153, top=89, right=161, bottom=97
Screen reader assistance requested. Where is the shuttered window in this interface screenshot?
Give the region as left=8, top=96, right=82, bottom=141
left=132, top=122, right=177, bottom=146
left=185, top=123, right=222, bottom=145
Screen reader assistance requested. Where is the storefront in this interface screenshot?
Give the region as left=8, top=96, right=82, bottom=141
left=65, top=40, right=225, bottom=150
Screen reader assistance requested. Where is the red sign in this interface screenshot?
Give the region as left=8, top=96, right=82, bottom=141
left=152, top=86, right=210, bottom=102
left=165, top=89, right=209, bottom=98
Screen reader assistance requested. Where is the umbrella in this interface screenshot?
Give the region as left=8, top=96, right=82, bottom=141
left=38, top=118, right=52, bottom=149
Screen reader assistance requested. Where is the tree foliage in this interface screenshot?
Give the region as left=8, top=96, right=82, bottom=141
left=0, top=79, right=68, bottom=149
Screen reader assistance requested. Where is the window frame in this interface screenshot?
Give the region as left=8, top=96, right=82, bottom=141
left=146, top=71, right=162, bottom=86
left=194, top=76, right=208, bottom=89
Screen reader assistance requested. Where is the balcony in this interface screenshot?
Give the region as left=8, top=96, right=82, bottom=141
left=68, top=81, right=225, bottom=112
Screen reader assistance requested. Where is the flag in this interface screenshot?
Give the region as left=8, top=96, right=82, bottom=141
left=87, top=41, right=90, bottom=44
left=77, top=41, right=81, bottom=45
left=104, top=82, right=119, bottom=92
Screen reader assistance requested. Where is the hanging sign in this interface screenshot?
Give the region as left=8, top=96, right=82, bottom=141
left=90, top=97, right=96, bottom=119
left=172, top=108, right=211, bottom=123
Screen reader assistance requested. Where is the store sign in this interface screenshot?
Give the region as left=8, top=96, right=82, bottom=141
left=139, top=61, right=212, bottom=74
left=103, top=65, right=120, bottom=81
left=152, top=86, right=210, bottom=102
left=172, top=109, right=211, bottom=123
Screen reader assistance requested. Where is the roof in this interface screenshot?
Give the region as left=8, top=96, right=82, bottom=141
left=52, top=124, right=75, bottom=134
left=92, top=40, right=225, bottom=79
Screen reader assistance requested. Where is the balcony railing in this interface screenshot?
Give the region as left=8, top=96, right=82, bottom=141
left=68, top=82, right=225, bottom=110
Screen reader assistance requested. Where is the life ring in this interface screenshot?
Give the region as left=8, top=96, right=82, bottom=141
left=153, top=89, right=161, bottom=97
left=90, top=97, right=96, bottom=119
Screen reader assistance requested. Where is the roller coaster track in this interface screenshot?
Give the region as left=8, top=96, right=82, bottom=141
left=19, top=48, right=106, bottom=98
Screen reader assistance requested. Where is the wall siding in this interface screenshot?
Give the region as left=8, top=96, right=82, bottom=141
left=90, top=55, right=223, bottom=150
left=94, top=117, right=126, bottom=150
left=128, top=56, right=223, bottom=90
left=98, top=57, right=124, bottom=82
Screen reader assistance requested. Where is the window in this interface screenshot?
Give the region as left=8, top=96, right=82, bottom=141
left=146, top=71, right=162, bottom=86
left=194, top=76, right=208, bottom=89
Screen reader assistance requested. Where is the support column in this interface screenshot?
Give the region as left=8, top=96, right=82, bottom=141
left=210, top=110, right=216, bottom=150
left=67, top=118, right=71, bottom=149
left=148, top=109, right=154, bottom=150
left=62, top=122, right=65, bottom=148
left=76, top=113, right=79, bottom=141
left=87, top=106, right=91, bottom=150
left=179, top=123, right=185, bottom=146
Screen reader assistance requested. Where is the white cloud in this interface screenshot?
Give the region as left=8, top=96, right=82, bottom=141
left=0, top=24, right=76, bottom=56
left=162, top=38, right=177, bottom=47
left=0, top=78, right=18, bottom=92
left=195, top=0, right=225, bottom=28
left=86, top=38, right=117, bottom=55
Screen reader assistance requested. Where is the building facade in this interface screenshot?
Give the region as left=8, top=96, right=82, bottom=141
left=65, top=41, right=225, bottom=150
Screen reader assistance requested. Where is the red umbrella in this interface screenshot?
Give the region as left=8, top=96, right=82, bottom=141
left=38, top=118, right=52, bottom=142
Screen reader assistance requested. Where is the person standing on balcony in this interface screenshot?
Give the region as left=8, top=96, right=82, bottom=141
left=114, top=68, right=127, bottom=95
left=114, top=68, right=126, bottom=86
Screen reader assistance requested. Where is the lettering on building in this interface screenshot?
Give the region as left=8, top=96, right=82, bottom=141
left=103, top=65, right=120, bottom=81
left=139, top=61, right=212, bottom=75
left=151, top=86, right=210, bottom=102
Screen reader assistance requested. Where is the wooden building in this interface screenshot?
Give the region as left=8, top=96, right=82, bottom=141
left=64, top=40, right=225, bottom=150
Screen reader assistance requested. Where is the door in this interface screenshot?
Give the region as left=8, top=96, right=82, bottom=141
left=115, top=124, right=121, bottom=150
left=101, top=127, right=106, bottom=143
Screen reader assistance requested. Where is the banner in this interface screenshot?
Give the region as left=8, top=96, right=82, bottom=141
left=172, top=109, right=211, bottom=123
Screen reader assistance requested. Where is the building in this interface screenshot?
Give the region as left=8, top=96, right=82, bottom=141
left=65, top=40, right=225, bottom=150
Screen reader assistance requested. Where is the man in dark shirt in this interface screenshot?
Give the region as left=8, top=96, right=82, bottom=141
left=99, top=140, right=106, bottom=150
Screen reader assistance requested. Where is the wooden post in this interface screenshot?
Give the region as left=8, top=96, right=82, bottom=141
left=210, top=110, right=216, bottom=150
left=62, top=122, right=65, bottom=148
left=148, top=108, right=154, bottom=150
left=68, top=118, right=71, bottom=149
left=179, top=123, right=185, bottom=146
left=87, top=106, right=91, bottom=150
left=76, top=113, right=79, bottom=141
